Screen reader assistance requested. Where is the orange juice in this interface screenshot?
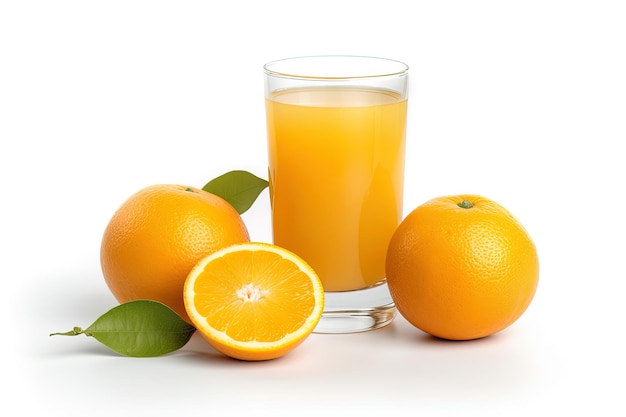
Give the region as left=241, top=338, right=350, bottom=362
left=266, top=87, right=407, bottom=292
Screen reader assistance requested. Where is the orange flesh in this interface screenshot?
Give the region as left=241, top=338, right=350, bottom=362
left=191, top=250, right=316, bottom=342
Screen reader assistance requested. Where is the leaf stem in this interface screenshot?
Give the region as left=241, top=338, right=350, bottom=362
left=50, top=326, right=85, bottom=337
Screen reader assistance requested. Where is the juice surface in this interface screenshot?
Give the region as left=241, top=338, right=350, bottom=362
left=266, top=87, right=407, bottom=291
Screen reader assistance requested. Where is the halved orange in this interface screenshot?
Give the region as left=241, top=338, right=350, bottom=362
left=183, top=242, right=324, bottom=361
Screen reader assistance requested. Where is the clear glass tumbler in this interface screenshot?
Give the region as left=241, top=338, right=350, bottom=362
left=264, top=56, right=409, bottom=333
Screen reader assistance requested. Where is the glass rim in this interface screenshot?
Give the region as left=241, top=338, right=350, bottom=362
left=263, top=55, right=409, bottom=80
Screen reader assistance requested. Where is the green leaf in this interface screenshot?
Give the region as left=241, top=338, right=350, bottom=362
left=202, top=170, right=269, bottom=214
left=50, top=300, right=196, bottom=357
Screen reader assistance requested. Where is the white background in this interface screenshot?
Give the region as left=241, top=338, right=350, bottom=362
left=2, top=1, right=625, bottom=415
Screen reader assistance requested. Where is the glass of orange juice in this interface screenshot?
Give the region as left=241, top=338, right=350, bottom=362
left=264, top=56, right=409, bottom=333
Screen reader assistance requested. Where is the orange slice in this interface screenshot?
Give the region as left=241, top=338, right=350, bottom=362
left=183, top=242, right=324, bottom=361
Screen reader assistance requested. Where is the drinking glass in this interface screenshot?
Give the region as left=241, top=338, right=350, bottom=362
left=264, top=55, right=409, bottom=333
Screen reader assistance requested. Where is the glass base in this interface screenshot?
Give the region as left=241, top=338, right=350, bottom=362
left=313, top=281, right=397, bottom=334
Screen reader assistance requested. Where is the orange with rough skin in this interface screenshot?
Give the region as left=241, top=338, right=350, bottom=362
left=386, top=195, right=539, bottom=340
left=100, top=184, right=250, bottom=322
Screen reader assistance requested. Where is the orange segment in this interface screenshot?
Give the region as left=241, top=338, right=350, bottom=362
left=183, top=242, right=324, bottom=360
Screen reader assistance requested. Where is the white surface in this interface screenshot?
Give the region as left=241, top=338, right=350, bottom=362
left=2, top=1, right=625, bottom=415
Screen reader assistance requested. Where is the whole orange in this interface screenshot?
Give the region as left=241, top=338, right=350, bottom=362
left=100, top=184, right=250, bottom=322
left=386, top=195, right=539, bottom=340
